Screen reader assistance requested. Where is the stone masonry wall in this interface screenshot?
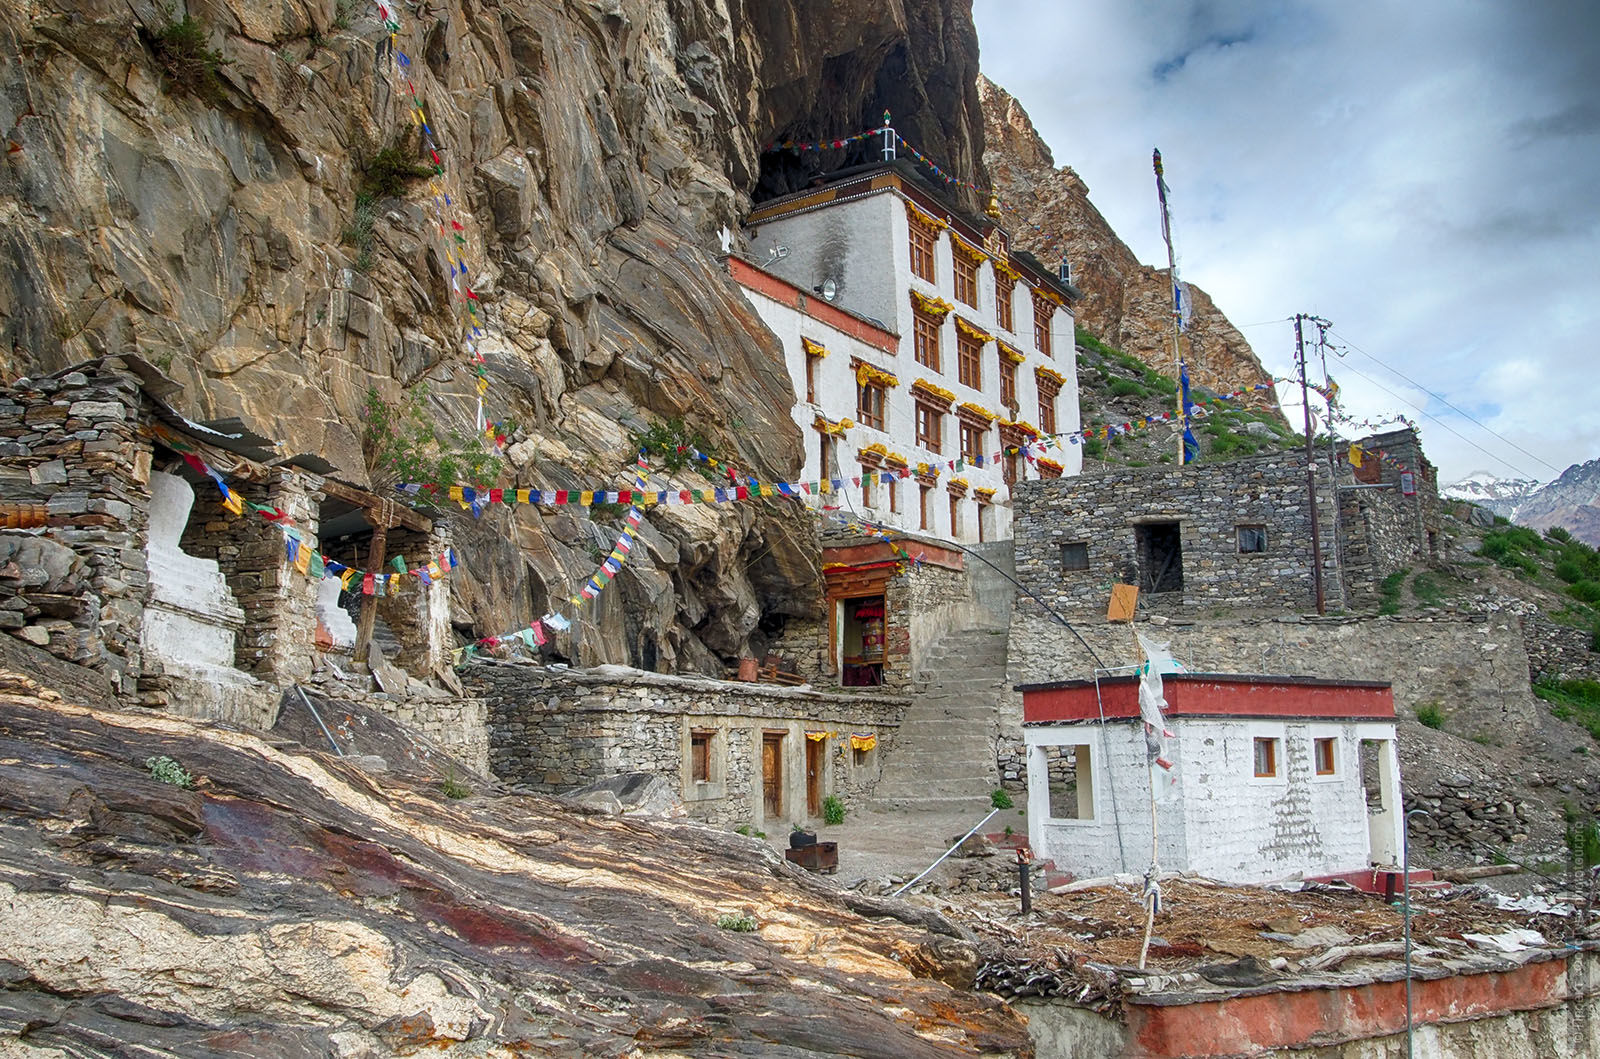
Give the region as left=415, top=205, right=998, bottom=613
left=1522, top=612, right=1600, bottom=685
left=473, top=662, right=908, bottom=828
left=0, top=361, right=153, bottom=693
left=1011, top=451, right=1343, bottom=615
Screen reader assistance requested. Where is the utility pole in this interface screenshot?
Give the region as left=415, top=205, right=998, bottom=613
left=1294, top=315, right=1326, bottom=614
left=1152, top=149, right=1186, bottom=465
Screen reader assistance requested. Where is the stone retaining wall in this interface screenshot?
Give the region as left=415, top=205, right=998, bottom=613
left=0, top=361, right=153, bottom=693
left=1522, top=612, right=1600, bottom=685
left=472, top=662, right=909, bottom=829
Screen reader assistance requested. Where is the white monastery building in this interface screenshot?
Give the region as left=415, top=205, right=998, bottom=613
left=730, top=162, right=1083, bottom=545
left=1018, top=673, right=1406, bottom=885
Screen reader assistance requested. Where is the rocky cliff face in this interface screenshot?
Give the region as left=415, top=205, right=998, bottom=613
left=0, top=0, right=985, bottom=672
left=978, top=76, right=1276, bottom=399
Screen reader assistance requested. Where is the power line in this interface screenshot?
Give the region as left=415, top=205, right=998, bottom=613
left=1327, top=328, right=1563, bottom=477
left=1330, top=361, right=1548, bottom=483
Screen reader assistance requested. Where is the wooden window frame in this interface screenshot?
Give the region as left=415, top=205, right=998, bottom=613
left=1253, top=737, right=1279, bottom=778
left=948, top=493, right=961, bottom=538
left=953, top=253, right=978, bottom=308
left=996, top=273, right=1015, bottom=333
left=909, top=219, right=936, bottom=282
left=804, top=354, right=818, bottom=403
left=1034, top=299, right=1054, bottom=357
left=919, top=483, right=932, bottom=530
left=957, top=330, right=982, bottom=390
left=959, top=420, right=985, bottom=462
left=691, top=728, right=713, bottom=783
left=913, top=309, right=941, bottom=371
left=857, top=381, right=886, bottom=431
left=1039, top=391, right=1057, bottom=436
left=1315, top=737, right=1337, bottom=777
left=915, top=401, right=943, bottom=454
left=999, top=358, right=1017, bottom=410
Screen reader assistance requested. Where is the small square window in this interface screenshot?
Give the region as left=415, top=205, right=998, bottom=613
left=1315, top=737, right=1337, bottom=776
left=853, top=747, right=869, bottom=768
left=1238, top=525, right=1267, bottom=553
left=1253, top=737, right=1279, bottom=778
left=1061, top=541, right=1089, bottom=571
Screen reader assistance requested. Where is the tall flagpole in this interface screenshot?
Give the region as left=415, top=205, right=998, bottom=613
left=1153, top=149, right=1186, bottom=465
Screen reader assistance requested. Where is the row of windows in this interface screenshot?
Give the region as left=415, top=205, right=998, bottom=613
left=1254, top=735, right=1339, bottom=778
left=1058, top=525, right=1268, bottom=572
left=908, top=219, right=1054, bottom=356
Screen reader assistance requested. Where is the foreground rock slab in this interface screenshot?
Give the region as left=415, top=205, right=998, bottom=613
left=0, top=680, right=1028, bottom=1056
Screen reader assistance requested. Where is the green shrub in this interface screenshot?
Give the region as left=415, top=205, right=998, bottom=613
left=1591, top=622, right=1600, bottom=653
left=145, top=755, right=195, bottom=788
left=1535, top=679, right=1600, bottom=740
left=1415, top=702, right=1446, bottom=730
left=1478, top=531, right=1539, bottom=576
left=1108, top=379, right=1146, bottom=398
left=822, top=795, right=846, bottom=826
left=1569, top=581, right=1600, bottom=604
left=717, top=913, right=758, bottom=932
left=632, top=416, right=712, bottom=473
left=363, top=385, right=506, bottom=491
left=1082, top=437, right=1104, bottom=458
left=359, top=145, right=434, bottom=200
left=341, top=193, right=379, bottom=271
left=991, top=788, right=1014, bottom=810
left=1547, top=526, right=1574, bottom=544
left=1556, top=559, right=1586, bottom=584
left=440, top=773, right=472, bottom=799
left=151, top=13, right=229, bottom=104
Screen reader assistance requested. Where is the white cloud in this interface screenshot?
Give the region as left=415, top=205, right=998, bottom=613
left=974, top=0, right=1600, bottom=483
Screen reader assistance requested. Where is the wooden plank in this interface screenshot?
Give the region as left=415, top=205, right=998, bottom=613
left=318, top=477, right=432, bottom=533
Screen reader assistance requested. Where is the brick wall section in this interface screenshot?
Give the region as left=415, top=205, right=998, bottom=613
left=1522, top=612, right=1600, bottom=685
left=0, top=362, right=153, bottom=693
left=1011, top=452, right=1342, bottom=614
left=472, top=663, right=909, bottom=828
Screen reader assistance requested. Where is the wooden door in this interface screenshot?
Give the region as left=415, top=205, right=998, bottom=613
left=762, top=733, right=783, bottom=819
left=806, top=737, right=824, bottom=817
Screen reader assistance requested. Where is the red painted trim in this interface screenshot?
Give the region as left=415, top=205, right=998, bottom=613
left=1311, top=868, right=1435, bottom=894
left=823, top=541, right=963, bottom=572
left=728, top=257, right=899, bottom=354
left=1125, top=954, right=1570, bottom=1056
left=1022, top=674, right=1395, bottom=724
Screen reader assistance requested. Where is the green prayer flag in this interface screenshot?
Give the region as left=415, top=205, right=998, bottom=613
left=390, top=554, right=407, bottom=575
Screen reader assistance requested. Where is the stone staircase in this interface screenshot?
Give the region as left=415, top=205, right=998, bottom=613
left=872, top=626, right=1009, bottom=812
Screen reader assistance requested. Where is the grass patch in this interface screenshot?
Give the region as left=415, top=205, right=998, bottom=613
left=341, top=192, right=379, bottom=272
left=1415, top=702, right=1446, bottom=730
left=1410, top=572, right=1446, bottom=607
left=440, top=773, right=472, bottom=799
left=1108, top=379, right=1146, bottom=398
left=1536, top=679, right=1600, bottom=740
left=1378, top=569, right=1409, bottom=615
left=1082, top=437, right=1104, bottom=458
left=1478, top=527, right=1544, bottom=577
left=991, top=788, right=1014, bottom=810
left=717, top=913, right=758, bottom=932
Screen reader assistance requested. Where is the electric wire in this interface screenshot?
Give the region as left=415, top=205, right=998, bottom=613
left=1327, top=328, right=1563, bottom=477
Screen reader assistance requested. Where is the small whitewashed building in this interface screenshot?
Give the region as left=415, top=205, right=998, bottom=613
left=731, top=161, right=1083, bottom=546
left=1019, top=672, right=1405, bottom=884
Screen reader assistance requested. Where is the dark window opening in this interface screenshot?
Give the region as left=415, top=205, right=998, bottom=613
left=1135, top=522, right=1184, bottom=594
left=1061, top=541, right=1089, bottom=571
left=1238, top=525, right=1267, bottom=554
left=691, top=729, right=712, bottom=782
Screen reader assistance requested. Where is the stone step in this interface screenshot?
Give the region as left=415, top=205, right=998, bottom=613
left=872, top=794, right=997, bottom=812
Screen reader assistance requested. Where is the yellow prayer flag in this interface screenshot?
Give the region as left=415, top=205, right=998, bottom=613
left=448, top=486, right=465, bottom=501
left=517, top=489, right=531, bottom=503
left=220, top=491, right=243, bottom=516
left=580, top=491, right=594, bottom=505
left=1348, top=444, right=1363, bottom=468
left=293, top=549, right=311, bottom=576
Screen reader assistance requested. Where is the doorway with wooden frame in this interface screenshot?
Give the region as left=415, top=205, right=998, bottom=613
left=805, top=734, right=826, bottom=817
left=762, top=731, right=785, bottom=821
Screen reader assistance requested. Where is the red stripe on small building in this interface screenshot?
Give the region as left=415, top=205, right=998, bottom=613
left=1022, top=673, right=1395, bottom=724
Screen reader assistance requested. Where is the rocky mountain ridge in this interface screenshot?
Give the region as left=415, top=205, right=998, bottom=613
left=1443, top=470, right=1542, bottom=519
left=1508, top=458, right=1600, bottom=546
left=977, top=75, right=1279, bottom=404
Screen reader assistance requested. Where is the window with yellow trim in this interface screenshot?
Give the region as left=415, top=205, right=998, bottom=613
left=1034, top=299, right=1054, bottom=356
left=999, top=357, right=1017, bottom=410
left=954, top=253, right=978, bottom=308
left=915, top=400, right=943, bottom=454
left=913, top=308, right=941, bottom=371
left=996, top=272, right=1015, bottom=332
left=959, top=420, right=985, bottom=462
left=857, top=380, right=886, bottom=431
left=909, top=218, right=936, bottom=282
left=957, top=330, right=982, bottom=390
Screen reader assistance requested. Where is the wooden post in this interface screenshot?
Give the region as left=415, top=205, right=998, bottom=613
left=351, top=499, right=393, bottom=664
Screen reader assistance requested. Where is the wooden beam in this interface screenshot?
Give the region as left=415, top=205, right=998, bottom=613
left=317, top=477, right=432, bottom=533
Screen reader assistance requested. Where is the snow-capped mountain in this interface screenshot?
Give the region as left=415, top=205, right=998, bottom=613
left=1443, top=471, right=1540, bottom=519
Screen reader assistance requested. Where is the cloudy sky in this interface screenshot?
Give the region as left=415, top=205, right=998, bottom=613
left=973, top=0, right=1599, bottom=486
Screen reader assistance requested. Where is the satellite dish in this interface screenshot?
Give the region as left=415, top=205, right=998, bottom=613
left=821, top=279, right=837, bottom=302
